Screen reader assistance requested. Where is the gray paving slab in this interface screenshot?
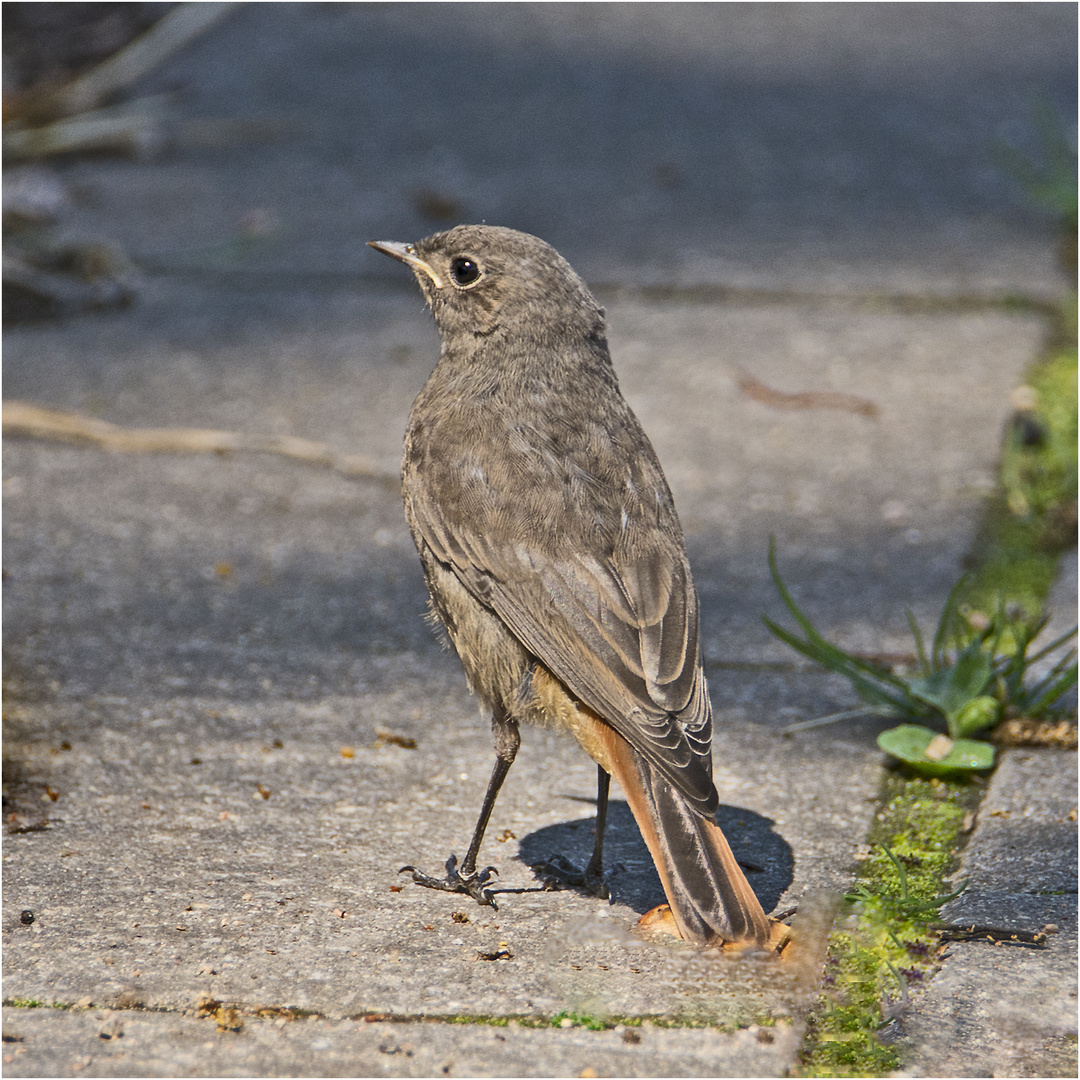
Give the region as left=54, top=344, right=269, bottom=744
left=950, top=749, right=1078, bottom=897
left=2, top=290, right=1047, bottom=690
left=0, top=1009, right=801, bottom=1079
left=896, top=749, right=1078, bottom=1078
left=1, top=687, right=854, bottom=1021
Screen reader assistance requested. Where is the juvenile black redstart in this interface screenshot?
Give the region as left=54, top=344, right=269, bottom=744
left=368, top=225, right=769, bottom=947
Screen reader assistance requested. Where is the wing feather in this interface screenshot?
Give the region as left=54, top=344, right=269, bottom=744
left=408, top=490, right=717, bottom=813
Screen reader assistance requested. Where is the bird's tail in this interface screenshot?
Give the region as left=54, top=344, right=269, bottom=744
left=605, top=730, right=770, bottom=947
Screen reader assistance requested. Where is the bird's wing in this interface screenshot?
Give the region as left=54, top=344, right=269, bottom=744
left=408, top=490, right=718, bottom=814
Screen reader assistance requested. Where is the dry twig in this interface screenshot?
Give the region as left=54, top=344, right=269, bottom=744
left=2, top=401, right=397, bottom=483
left=3, top=3, right=239, bottom=160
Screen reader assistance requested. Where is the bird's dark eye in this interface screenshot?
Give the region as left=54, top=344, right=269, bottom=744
left=449, top=256, right=481, bottom=287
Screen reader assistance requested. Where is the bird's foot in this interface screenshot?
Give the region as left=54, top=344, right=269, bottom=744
left=530, top=852, right=612, bottom=899
left=399, top=854, right=500, bottom=909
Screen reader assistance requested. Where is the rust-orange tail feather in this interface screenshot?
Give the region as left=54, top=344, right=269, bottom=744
left=602, top=726, right=770, bottom=947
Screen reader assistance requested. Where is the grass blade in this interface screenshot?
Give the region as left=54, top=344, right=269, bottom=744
left=907, top=609, right=930, bottom=675
left=931, top=576, right=968, bottom=669
left=878, top=841, right=909, bottom=902
left=1022, top=658, right=1078, bottom=715
left=761, top=616, right=915, bottom=711
left=781, top=705, right=904, bottom=734
left=1023, top=625, right=1079, bottom=668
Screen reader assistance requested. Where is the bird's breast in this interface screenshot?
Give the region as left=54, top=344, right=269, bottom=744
left=404, top=361, right=682, bottom=560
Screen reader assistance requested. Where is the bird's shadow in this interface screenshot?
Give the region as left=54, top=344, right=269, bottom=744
left=514, top=797, right=794, bottom=916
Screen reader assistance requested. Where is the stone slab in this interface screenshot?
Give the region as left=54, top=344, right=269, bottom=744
left=950, top=749, right=1078, bottom=896
left=1, top=221, right=1051, bottom=1079
left=1, top=689, right=863, bottom=1023
left=0, top=1008, right=800, bottom=1079
left=2, top=290, right=1045, bottom=691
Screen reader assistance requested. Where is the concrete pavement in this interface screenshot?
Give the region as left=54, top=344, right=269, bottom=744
left=3, top=4, right=1076, bottom=1075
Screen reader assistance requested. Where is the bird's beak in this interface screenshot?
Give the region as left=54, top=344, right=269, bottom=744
left=367, top=240, right=444, bottom=289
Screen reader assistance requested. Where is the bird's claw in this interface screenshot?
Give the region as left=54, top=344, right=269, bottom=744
left=531, top=852, right=611, bottom=899
left=398, top=854, right=500, bottom=909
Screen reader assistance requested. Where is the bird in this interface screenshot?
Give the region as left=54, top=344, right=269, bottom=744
left=368, top=225, right=770, bottom=948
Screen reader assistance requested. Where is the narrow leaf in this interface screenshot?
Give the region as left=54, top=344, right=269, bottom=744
left=907, top=609, right=930, bottom=676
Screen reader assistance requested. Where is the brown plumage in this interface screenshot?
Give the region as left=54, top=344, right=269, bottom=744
left=369, top=225, right=769, bottom=947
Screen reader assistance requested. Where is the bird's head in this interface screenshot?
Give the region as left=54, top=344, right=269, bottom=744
left=369, top=225, right=605, bottom=343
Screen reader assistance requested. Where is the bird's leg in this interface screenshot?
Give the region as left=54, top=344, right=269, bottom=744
left=584, top=765, right=610, bottom=896
left=532, top=764, right=612, bottom=899
left=400, top=710, right=519, bottom=909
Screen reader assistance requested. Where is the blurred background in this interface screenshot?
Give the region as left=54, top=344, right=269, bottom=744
left=4, top=2, right=1076, bottom=307
left=2, top=3, right=1076, bottom=701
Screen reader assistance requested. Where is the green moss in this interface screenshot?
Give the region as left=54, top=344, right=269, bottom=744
left=439, top=1014, right=511, bottom=1027
left=548, top=1011, right=614, bottom=1031
left=357, top=1010, right=766, bottom=1032
left=799, top=776, right=980, bottom=1077
left=2, top=999, right=72, bottom=1010
left=523, top=1012, right=713, bottom=1031
left=860, top=779, right=972, bottom=900
left=963, top=293, right=1078, bottom=620
left=440, top=1011, right=769, bottom=1032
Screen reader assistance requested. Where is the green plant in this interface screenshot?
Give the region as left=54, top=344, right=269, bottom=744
left=959, top=292, right=1076, bottom=630
left=764, top=541, right=1076, bottom=776
left=845, top=841, right=966, bottom=917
